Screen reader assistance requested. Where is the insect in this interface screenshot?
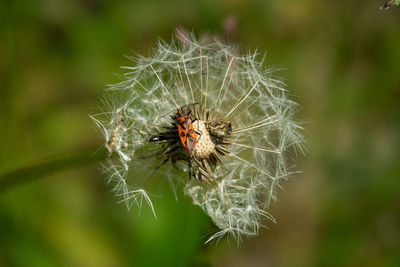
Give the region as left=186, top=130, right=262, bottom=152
left=148, top=104, right=206, bottom=182
left=174, top=107, right=198, bottom=152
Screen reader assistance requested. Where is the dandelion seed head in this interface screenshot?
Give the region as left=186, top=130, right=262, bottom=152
left=92, top=33, right=305, bottom=243
left=192, top=120, right=215, bottom=159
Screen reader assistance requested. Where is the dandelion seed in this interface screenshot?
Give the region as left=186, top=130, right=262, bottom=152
left=91, top=33, right=305, bottom=243
left=380, top=0, right=400, bottom=9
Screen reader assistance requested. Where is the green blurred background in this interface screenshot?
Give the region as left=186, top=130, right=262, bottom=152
left=1, top=0, right=399, bottom=266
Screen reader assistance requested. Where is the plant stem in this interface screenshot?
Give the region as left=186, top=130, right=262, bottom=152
left=0, top=147, right=107, bottom=192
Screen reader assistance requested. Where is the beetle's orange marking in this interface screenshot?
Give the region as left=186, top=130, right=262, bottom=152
left=175, top=108, right=197, bottom=151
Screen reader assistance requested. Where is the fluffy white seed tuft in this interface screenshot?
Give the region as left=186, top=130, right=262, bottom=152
left=91, top=33, right=305, bottom=243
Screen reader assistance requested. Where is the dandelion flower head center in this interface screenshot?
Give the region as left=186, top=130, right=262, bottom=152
left=192, top=120, right=215, bottom=159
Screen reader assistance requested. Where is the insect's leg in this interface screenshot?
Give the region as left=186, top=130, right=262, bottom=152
left=187, top=160, right=192, bottom=180
left=163, top=142, right=180, bottom=155
left=143, top=157, right=169, bottom=188
left=171, top=158, right=179, bottom=170
left=188, top=160, right=196, bottom=180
